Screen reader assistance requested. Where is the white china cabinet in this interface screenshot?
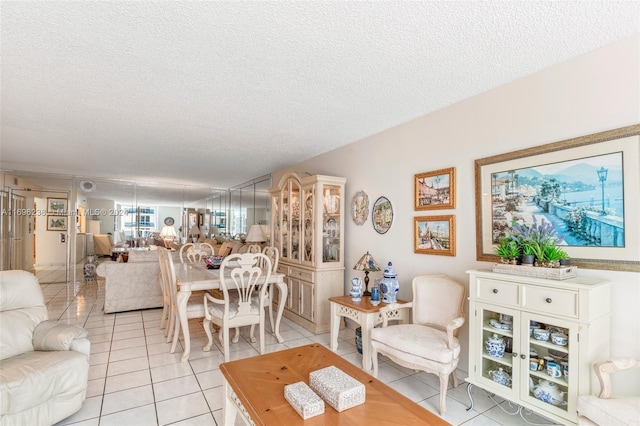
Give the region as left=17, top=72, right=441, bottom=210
left=466, top=269, right=611, bottom=425
left=270, top=173, right=346, bottom=333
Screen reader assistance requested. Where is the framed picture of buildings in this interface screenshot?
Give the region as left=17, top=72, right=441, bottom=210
left=414, top=167, right=455, bottom=210
left=414, top=215, right=455, bottom=256
left=47, top=215, right=68, bottom=231
left=475, top=124, right=640, bottom=271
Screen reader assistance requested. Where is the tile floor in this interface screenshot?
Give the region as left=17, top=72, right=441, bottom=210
left=36, top=267, right=559, bottom=426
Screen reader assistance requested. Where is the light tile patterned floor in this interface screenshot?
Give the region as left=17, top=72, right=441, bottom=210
left=34, top=266, right=558, bottom=426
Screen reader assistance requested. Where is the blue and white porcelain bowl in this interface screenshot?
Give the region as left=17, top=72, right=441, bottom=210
left=551, top=333, right=568, bottom=346
left=533, top=328, right=550, bottom=341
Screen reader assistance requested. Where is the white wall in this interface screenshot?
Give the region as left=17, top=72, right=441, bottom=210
left=273, top=35, right=640, bottom=394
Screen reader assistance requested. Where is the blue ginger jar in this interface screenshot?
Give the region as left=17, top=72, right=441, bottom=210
left=350, top=277, right=363, bottom=302
left=379, top=262, right=399, bottom=303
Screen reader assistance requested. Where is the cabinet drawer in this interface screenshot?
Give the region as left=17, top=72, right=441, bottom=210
left=476, top=278, right=518, bottom=306
left=288, top=267, right=315, bottom=283
left=523, top=286, right=578, bottom=318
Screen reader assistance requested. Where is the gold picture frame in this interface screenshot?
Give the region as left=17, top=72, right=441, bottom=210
left=47, top=215, right=68, bottom=231
left=414, top=167, right=455, bottom=210
left=414, top=215, right=456, bottom=256
left=47, top=197, right=68, bottom=215
left=475, top=124, right=640, bottom=271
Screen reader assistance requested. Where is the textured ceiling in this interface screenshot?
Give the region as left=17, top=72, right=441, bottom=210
left=1, top=1, right=639, bottom=193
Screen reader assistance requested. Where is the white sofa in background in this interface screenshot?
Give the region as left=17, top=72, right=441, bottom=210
left=97, top=259, right=164, bottom=314
left=0, top=270, right=90, bottom=425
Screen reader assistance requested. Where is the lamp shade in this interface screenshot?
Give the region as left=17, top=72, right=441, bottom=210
left=353, top=251, right=381, bottom=272
left=160, top=226, right=177, bottom=238
left=246, top=224, right=267, bottom=243
left=189, top=224, right=201, bottom=236
left=210, top=226, right=220, bottom=236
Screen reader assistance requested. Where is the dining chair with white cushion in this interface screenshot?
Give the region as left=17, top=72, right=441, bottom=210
left=370, top=273, right=466, bottom=416
left=202, top=252, right=272, bottom=362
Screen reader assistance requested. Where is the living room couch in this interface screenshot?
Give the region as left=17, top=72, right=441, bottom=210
left=97, top=255, right=164, bottom=313
left=0, top=270, right=90, bottom=425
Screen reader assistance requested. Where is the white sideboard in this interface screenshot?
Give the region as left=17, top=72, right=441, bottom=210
left=466, top=269, right=611, bottom=425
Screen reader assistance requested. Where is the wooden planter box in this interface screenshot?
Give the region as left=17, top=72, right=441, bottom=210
left=492, top=263, right=578, bottom=280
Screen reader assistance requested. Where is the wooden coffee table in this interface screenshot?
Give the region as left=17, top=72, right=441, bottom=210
left=220, top=343, right=450, bottom=425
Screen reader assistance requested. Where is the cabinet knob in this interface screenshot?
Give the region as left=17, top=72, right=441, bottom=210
left=493, top=289, right=498, bottom=294
left=546, top=298, right=552, bottom=303
left=520, top=354, right=527, bottom=359
left=511, top=352, right=518, bottom=358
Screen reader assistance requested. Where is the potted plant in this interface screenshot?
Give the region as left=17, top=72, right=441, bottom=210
left=542, top=245, right=569, bottom=268
left=495, top=238, right=520, bottom=265
left=520, top=242, right=536, bottom=266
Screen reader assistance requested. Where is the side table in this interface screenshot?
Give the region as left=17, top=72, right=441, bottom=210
left=329, top=295, right=410, bottom=370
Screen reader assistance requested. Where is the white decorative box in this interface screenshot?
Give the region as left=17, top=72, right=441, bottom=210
left=492, top=263, right=578, bottom=280
left=284, top=381, right=325, bottom=419
left=309, top=366, right=365, bottom=412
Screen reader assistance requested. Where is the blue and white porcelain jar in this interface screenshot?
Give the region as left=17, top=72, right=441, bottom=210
left=379, top=262, right=399, bottom=303
left=485, top=333, right=506, bottom=358
left=350, top=277, right=363, bottom=302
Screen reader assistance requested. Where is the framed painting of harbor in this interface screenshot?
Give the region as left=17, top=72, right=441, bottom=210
left=475, top=124, right=640, bottom=272
left=414, top=167, right=455, bottom=210
left=414, top=215, right=455, bottom=256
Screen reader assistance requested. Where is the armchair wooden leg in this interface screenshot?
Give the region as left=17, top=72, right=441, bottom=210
left=203, top=318, right=213, bottom=351
left=438, top=372, right=449, bottom=416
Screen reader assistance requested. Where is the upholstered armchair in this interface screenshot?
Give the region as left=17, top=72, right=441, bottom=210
left=577, top=358, right=640, bottom=425
left=0, top=270, right=91, bottom=425
left=370, top=273, right=466, bottom=416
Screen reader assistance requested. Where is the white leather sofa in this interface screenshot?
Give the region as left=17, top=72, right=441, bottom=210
left=0, top=270, right=90, bottom=425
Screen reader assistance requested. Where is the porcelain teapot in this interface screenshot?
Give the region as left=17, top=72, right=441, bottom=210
left=488, top=367, right=511, bottom=386
left=532, top=379, right=567, bottom=406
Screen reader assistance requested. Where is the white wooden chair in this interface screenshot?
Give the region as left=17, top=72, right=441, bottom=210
left=164, top=247, right=207, bottom=353
left=179, top=242, right=212, bottom=264
left=370, top=274, right=466, bottom=416
left=202, top=252, right=272, bottom=361
left=577, top=358, right=640, bottom=425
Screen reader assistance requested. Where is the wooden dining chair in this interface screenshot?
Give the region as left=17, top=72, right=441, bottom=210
left=202, top=252, right=272, bottom=361
left=164, top=247, right=207, bottom=354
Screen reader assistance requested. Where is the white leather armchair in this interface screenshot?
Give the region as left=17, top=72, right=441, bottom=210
left=0, top=270, right=91, bottom=425
left=577, top=358, right=640, bottom=425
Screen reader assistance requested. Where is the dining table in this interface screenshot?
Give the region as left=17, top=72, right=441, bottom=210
left=173, top=263, right=286, bottom=362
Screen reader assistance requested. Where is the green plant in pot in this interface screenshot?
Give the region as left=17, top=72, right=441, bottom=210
left=543, top=245, right=569, bottom=268
left=495, top=238, right=520, bottom=264
left=520, top=242, right=537, bottom=266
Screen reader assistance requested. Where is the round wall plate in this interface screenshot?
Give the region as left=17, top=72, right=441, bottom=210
left=164, top=217, right=175, bottom=226
left=372, top=196, right=393, bottom=234
left=351, top=190, right=369, bottom=225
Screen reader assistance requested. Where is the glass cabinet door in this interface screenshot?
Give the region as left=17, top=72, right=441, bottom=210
left=271, top=195, right=280, bottom=257
left=322, top=183, right=341, bottom=263
left=280, top=185, right=289, bottom=260
left=522, top=313, right=575, bottom=417
left=290, top=180, right=301, bottom=262
left=476, top=304, right=520, bottom=399
left=302, top=188, right=314, bottom=263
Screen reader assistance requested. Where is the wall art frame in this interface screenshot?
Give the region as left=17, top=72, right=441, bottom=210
left=47, top=215, right=68, bottom=231
left=475, top=124, right=640, bottom=272
left=414, top=167, right=456, bottom=210
left=351, top=190, right=369, bottom=225
left=414, top=215, right=456, bottom=256
left=47, top=197, right=68, bottom=215
left=372, top=196, right=393, bottom=234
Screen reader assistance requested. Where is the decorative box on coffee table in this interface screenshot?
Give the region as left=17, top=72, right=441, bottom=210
left=284, top=381, right=324, bottom=419
left=309, top=366, right=365, bottom=412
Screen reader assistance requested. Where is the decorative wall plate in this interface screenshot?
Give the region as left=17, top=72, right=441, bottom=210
left=372, top=196, right=393, bottom=234
left=163, top=217, right=175, bottom=226
left=351, top=190, right=369, bottom=225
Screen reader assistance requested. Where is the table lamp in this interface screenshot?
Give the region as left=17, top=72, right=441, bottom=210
left=246, top=224, right=267, bottom=253
left=353, top=251, right=381, bottom=296
left=189, top=225, right=201, bottom=243
left=160, top=225, right=177, bottom=248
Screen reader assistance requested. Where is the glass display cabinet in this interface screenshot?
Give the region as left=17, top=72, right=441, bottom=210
left=270, top=173, right=346, bottom=333
left=466, top=269, right=611, bottom=425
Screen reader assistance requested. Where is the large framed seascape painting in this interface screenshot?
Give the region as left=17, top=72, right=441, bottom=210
left=475, top=124, right=640, bottom=271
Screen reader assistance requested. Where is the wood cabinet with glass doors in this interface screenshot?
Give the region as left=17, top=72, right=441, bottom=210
left=466, top=270, right=610, bottom=426
left=270, top=173, right=346, bottom=334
